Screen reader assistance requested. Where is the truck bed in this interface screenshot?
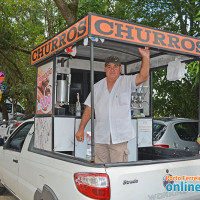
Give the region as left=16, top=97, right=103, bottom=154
left=104, top=148, right=200, bottom=200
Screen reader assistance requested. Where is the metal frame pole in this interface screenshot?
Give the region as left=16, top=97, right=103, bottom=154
left=198, top=58, right=200, bottom=138
left=150, top=69, right=153, bottom=118
left=124, top=64, right=127, bottom=75
left=90, top=41, right=95, bottom=162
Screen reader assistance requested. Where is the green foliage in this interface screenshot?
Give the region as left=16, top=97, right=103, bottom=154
left=153, top=61, right=199, bottom=119
left=78, top=0, right=135, bottom=21
left=125, top=0, right=200, bottom=37
left=0, top=0, right=43, bottom=114
left=194, top=11, right=200, bottom=22
left=0, top=0, right=45, bottom=48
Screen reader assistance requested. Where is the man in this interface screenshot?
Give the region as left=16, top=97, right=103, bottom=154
left=76, top=47, right=150, bottom=163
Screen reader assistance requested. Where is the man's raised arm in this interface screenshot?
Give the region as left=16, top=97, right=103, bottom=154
left=136, top=47, right=150, bottom=86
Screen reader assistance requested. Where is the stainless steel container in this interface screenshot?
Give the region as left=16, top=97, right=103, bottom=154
left=56, top=74, right=68, bottom=104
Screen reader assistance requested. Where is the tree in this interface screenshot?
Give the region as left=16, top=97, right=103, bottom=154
left=148, top=0, right=200, bottom=119
left=0, top=0, right=44, bottom=116
left=125, top=0, right=200, bottom=37
left=0, top=0, right=199, bottom=120
left=53, top=0, right=78, bottom=25
left=153, top=61, right=199, bottom=119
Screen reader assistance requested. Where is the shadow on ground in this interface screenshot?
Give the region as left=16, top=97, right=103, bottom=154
left=0, top=189, right=17, bottom=200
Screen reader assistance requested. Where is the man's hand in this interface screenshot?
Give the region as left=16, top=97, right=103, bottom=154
left=136, top=47, right=150, bottom=86
left=139, top=47, right=150, bottom=59
left=75, top=106, right=91, bottom=142
left=76, top=129, right=84, bottom=142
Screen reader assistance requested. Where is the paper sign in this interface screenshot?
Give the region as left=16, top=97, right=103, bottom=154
left=138, top=118, right=152, bottom=147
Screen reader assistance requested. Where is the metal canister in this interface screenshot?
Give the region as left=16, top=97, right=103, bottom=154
left=56, top=74, right=68, bottom=104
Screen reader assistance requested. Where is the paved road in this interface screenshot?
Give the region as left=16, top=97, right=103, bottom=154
left=0, top=190, right=17, bottom=200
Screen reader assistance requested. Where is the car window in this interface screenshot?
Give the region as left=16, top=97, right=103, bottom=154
left=6, top=122, right=33, bottom=151
left=6, top=103, right=12, bottom=113
left=17, top=105, right=24, bottom=114
left=9, top=115, right=24, bottom=121
left=153, top=123, right=166, bottom=141
left=22, top=114, right=35, bottom=120
left=15, top=115, right=24, bottom=120
left=174, top=122, right=198, bottom=142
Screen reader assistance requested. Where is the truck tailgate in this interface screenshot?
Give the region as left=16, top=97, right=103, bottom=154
left=105, top=159, right=200, bottom=200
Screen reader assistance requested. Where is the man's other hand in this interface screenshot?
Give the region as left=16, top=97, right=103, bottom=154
left=76, top=129, right=84, bottom=142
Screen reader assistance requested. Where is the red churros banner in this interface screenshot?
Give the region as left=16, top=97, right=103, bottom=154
left=31, top=14, right=200, bottom=66
left=31, top=16, right=88, bottom=65
left=90, top=15, right=200, bottom=56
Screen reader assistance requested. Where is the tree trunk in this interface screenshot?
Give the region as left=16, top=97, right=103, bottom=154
left=174, top=0, right=187, bottom=35
left=53, top=0, right=79, bottom=25
left=0, top=97, right=8, bottom=121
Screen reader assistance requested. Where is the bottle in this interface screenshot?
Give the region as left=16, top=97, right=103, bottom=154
left=76, top=93, right=81, bottom=116
left=86, top=142, right=91, bottom=160
left=86, top=133, right=91, bottom=159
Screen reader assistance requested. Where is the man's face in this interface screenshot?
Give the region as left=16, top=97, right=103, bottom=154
left=104, top=62, right=122, bottom=81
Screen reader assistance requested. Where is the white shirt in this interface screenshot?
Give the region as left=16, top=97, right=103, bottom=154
left=84, top=75, right=138, bottom=144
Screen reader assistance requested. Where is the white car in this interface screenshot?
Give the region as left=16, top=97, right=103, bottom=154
left=153, top=118, right=199, bottom=152
left=0, top=115, right=25, bottom=141
left=0, top=99, right=25, bottom=121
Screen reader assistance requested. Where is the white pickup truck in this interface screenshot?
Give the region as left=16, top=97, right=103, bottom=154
left=0, top=118, right=200, bottom=200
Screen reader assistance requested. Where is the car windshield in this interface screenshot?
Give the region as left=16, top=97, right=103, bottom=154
left=9, top=114, right=34, bottom=122
left=22, top=114, right=35, bottom=120
left=153, top=123, right=167, bottom=141
left=9, top=115, right=24, bottom=121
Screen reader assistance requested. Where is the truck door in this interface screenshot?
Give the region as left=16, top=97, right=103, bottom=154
left=2, top=122, right=33, bottom=196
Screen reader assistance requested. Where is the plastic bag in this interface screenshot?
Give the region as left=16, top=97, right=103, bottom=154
left=167, top=59, right=186, bottom=81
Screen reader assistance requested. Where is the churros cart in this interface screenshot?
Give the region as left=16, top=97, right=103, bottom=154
left=31, top=13, right=200, bottom=162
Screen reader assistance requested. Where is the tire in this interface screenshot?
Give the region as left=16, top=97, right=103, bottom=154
left=34, top=185, right=58, bottom=200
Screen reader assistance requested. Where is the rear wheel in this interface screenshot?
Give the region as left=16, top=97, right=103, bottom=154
left=34, top=185, right=58, bottom=200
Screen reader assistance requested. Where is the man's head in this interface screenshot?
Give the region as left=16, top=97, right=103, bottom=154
left=105, top=56, right=121, bottom=67
left=104, top=56, right=122, bottom=81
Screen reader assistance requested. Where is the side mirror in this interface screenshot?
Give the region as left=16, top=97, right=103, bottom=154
left=0, top=138, right=4, bottom=146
